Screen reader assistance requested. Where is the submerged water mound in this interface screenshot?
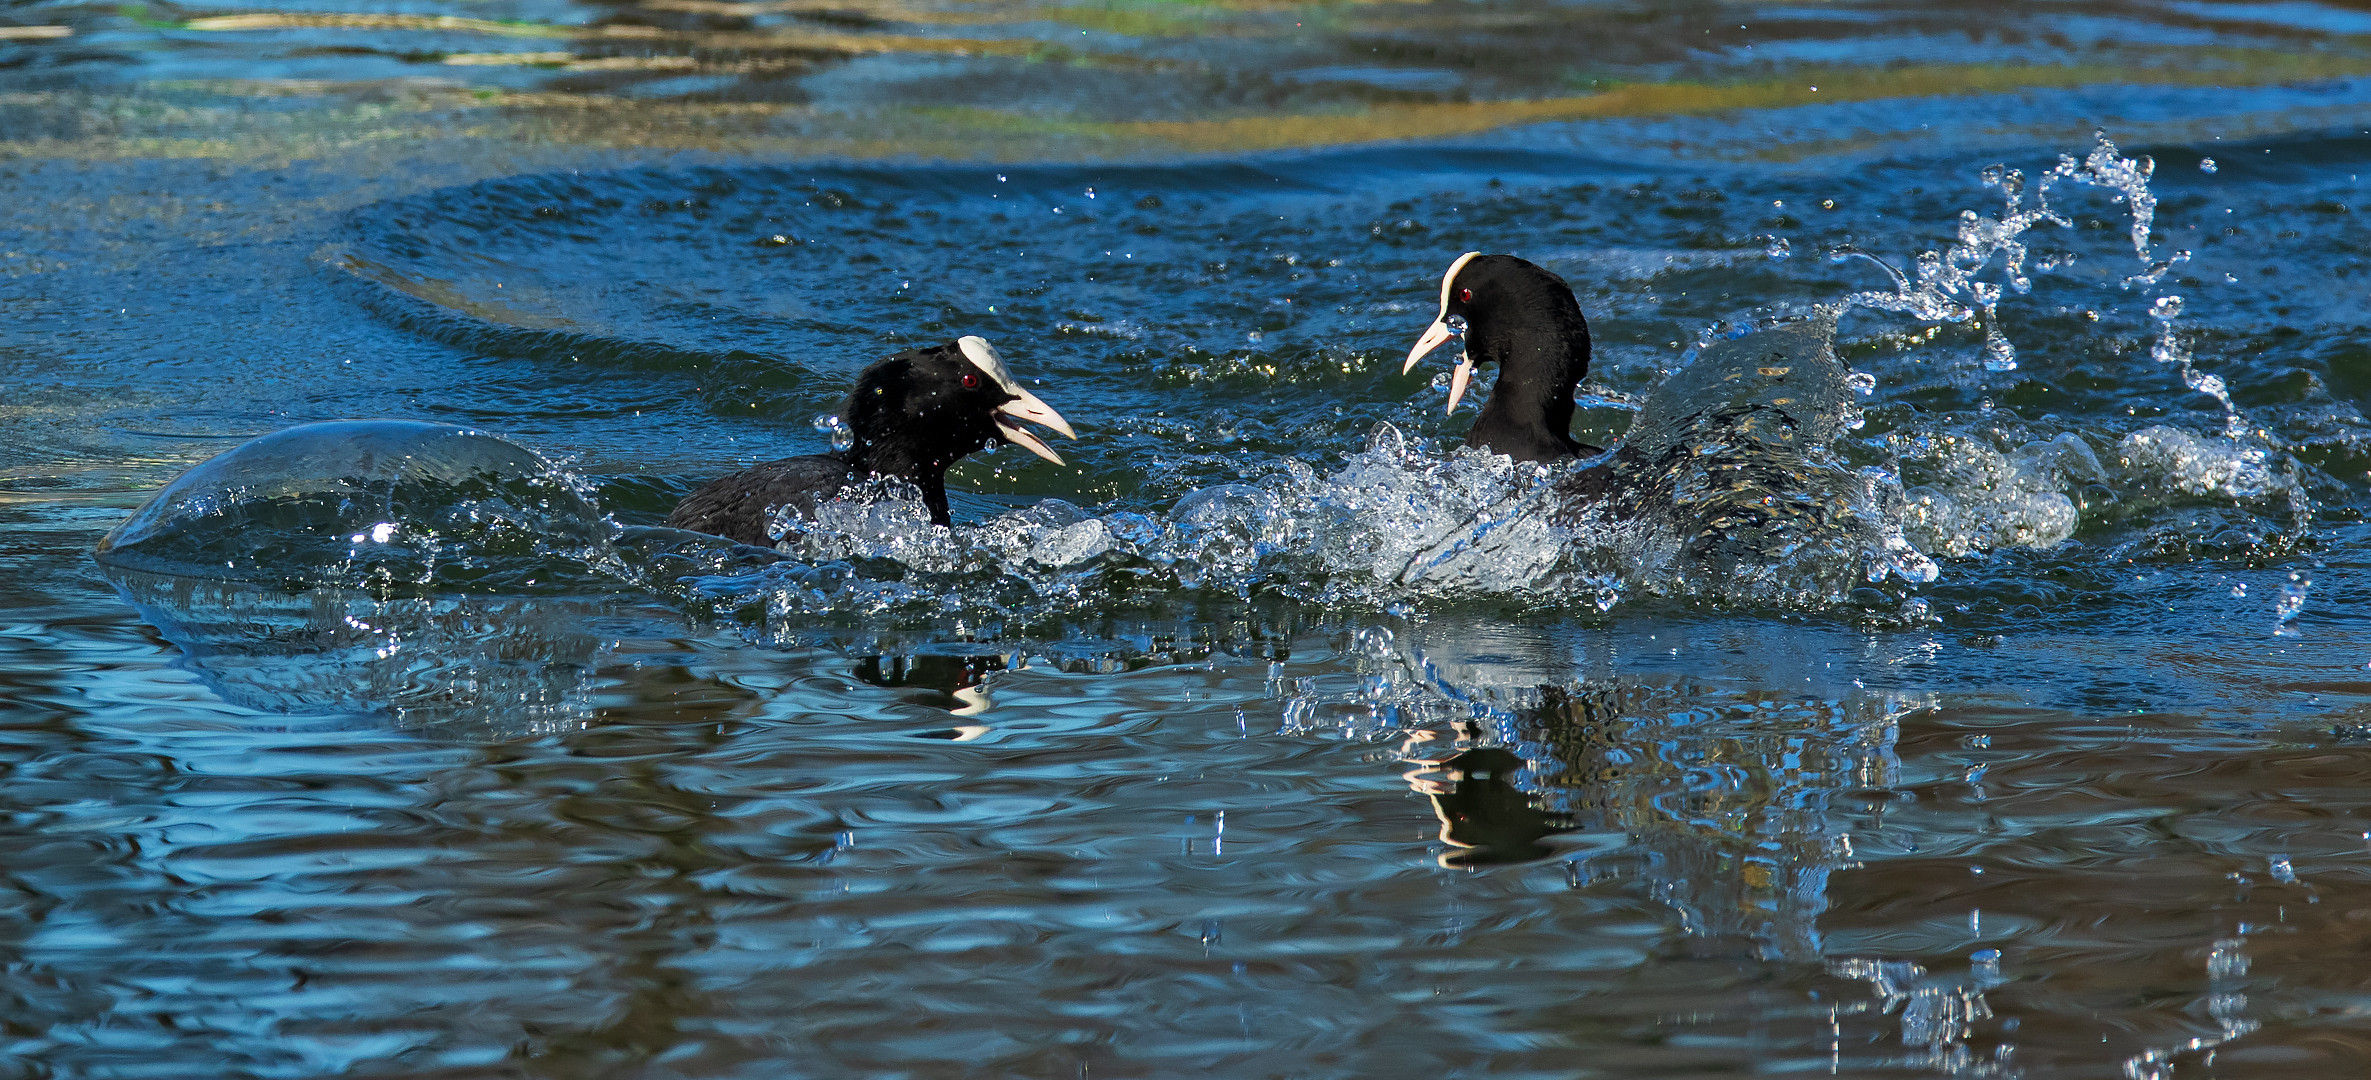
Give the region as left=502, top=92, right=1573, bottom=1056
left=102, top=566, right=649, bottom=729
left=1556, top=317, right=1936, bottom=605
left=94, top=420, right=619, bottom=589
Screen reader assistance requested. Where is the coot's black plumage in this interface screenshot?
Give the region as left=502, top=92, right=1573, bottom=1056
left=1400, top=252, right=1595, bottom=462
left=667, top=336, right=1075, bottom=546
left=1399, top=249, right=1870, bottom=593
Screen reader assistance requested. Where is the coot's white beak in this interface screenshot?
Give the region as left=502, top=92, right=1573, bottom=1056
left=1402, top=318, right=1454, bottom=375
left=958, top=335, right=1076, bottom=467
left=1400, top=321, right=1475, bottom=417
left=1401, top=250, right=1482, bottom=415
left=992, top=390, right=1076, bottom=467
left=1444, top=356, right=1475, bottom=415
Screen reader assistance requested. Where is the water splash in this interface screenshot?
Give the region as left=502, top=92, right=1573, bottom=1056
left=2275, top=570, right=2309, bottom=637
left=2147, top=294, right=2240, bottom=431
left=813, top=413, right=855, bottom=452
left=1836, top=133, right=2183, bottom=375
left=1831, top=951, right=2016, bottom=1077
left=684, top=407, right=1943, bottom=627
left=2122, top=934, right=2260, bottom=1080
left=1809, top=134, right=2309, bottom=564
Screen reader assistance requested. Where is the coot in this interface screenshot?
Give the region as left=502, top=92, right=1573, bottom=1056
left=668, top=336, right=1075, bottom=546
left=1400, top=252, right=1595, bottom=462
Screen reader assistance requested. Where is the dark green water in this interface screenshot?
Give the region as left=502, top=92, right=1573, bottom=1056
left=7, top=1, right=2371, bottom=1076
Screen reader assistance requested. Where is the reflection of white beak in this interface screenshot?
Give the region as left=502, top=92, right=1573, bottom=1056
left=993, top=389, right=1076, bottom=466
left=950, top=683, right=993, bottom=718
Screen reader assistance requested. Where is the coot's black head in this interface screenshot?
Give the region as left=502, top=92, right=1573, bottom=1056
left=841, top=335, right=1076, bottom=476
left=1399, top=252, right=1593, bottom=462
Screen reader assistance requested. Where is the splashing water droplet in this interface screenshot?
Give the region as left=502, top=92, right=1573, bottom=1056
left=1845, top=371, right=1877, bottom=396
left=2200, top=157, right=2218, bottom=173
left=2151, top=295, right=2184, bottom=320
left=1766, top=236, right=1791, bottom=260
left=1981, top=325, right=2018, bottom=372
left=2275, top=571, right=2309, bottom=637
left=813, top=413, right=854, bottom=452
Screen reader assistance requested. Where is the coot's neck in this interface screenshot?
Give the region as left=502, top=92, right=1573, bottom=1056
left=1464, top=322, right=1588, bottom=464
left=843, top=433, right=982, bottom=526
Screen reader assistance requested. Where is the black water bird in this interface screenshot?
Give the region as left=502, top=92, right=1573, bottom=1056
left=1390, top=251, right=1870, bottom=595
left=667, top=336, right=1075, bottom=546
left=1401, top=252, right=1595, bottom=462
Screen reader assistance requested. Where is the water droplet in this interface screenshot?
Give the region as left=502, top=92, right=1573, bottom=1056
left=813, top=413, right=854, bottom=452
left=2275, top=571, right=2309, bottom=637
left=1844, top=371, right=1876, bottom=395
left=2150, top=295, right=2184, bottom=320
left=1765, top=236, right=1791, bottom=260
left=2200, top=157, right=2218, bottom=173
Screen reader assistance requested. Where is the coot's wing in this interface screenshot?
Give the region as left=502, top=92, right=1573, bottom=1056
left=666, top=454, right=853, bottom=546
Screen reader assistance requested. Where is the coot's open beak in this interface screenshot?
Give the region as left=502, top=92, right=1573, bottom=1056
left=1403, top=319, right=1453, bottom=374
left=1401, top=250, right=1482, bottom=415
left=993, top=390, right=1076, bottom=466
left=1402, top=320, right=1476, bottom=416
left=958, top=334, right=1078, bottom=467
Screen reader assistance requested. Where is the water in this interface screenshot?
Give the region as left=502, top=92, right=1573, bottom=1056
left=8, top=1, right=2371, bottom=1075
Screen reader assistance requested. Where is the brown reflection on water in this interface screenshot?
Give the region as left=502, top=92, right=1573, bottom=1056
left=9, top=1, right=2371, bottom=161
left=1113, top=54, right=2371, bottom=153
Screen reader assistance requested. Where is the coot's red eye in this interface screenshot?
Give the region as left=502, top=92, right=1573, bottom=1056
left=962, top=372, right=980, bottom=389
left=1458, top=288, right=1472, bottom=304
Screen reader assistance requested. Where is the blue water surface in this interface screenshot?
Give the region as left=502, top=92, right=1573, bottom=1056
left=6, top=1, right=2371, bottom=1076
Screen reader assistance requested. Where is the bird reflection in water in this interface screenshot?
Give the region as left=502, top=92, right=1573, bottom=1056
left=1353, top=645, right=2043, bottom=1074
left=852, top=652, right=1005, bottom=733
left=1381, top=675, right=1900, bottom=961
left=1402, top=735, right=1569, bottom=868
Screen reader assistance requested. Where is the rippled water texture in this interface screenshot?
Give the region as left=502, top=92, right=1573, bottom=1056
left=10, top=1, right=2371, bottom=1076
